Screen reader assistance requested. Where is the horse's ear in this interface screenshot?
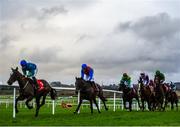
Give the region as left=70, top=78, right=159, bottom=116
left=11, top=67, right=14, bottom=71
left=75, top=77, right=77, bottom=80
left=15, top=67, right=18, bottom=71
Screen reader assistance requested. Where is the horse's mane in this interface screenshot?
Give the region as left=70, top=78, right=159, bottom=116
left=76, top=78, right=92, bottom=89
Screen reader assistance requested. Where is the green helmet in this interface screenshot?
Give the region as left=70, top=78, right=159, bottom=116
left=156, top=70, right=160, bottom=75
left=123, top=73, right=128, bottom=77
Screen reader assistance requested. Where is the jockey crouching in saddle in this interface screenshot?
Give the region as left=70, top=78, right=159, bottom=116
left=154, top=70, right=165, bottom=96
left=20, top=60, right=39, bottom=91
left=81, top=64, right=99, bottom=92
left=120, top=73, right=135, bottom=94
left=138, top=72, right=153, bottom=92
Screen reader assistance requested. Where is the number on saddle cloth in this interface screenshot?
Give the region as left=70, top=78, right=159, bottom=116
left=37, top=80, right=44, bottom=91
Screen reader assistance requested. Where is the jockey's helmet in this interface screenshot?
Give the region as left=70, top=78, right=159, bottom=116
left=123, top=73, right=128, bottom=77
left=140, top=72, right=145, bottom=76
left=155, top=70, right=160, bottom=75
left=81, top=64, right=87, bottom=69
left=20, top=60, right=27, bottom=66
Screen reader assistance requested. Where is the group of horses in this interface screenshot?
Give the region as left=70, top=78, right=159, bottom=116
left=7, top=67, right=178, bottom=117
left=119, top=77, right=179, bottom=112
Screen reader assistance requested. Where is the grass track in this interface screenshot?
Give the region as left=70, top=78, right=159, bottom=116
left=0, top=104, right=180, bottom=126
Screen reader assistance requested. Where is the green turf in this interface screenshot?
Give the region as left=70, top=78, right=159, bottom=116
left=0, top=104, right=180, bottom=126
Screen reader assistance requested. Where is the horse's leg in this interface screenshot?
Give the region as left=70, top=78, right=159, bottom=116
left=99, top=95, right=108, bottom=110
left=15, top=95, right=25, bottom=113
left=90, top=100, right=93, bottom=114
left=40, top=94, right=47, bottom=107
left=136, top=96, right=141, bottom=110
left=123, top=99, right=126, bottom=109
left=25, top=96, right=34, bottom=109
left=35, top=96, right=41, bottom=117
left=171, top=101, right=174, bottom=110
left=175, top=100, right=178, bottom=111
left=74, top=99, right=82, bottom=114
left=141, top=100, right=145, bottom=111
left=93, top=98, right=101, bottom=113
left=129, top=100, right=132, bottom=112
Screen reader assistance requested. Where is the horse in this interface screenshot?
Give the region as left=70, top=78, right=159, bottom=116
left=74, top=77, right=108, bottom=114
left=163, top=84, right=178, bottom=111
left=7, top=67, right=57, bottom=117
left=154, top=77, right=165, bottom=111
left=138, top=78, right=156, bottom=111
left=118, top=82, right=141, bottom=111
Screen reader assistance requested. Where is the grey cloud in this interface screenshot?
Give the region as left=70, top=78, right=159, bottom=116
left=0, top=34, right=16, bottom=50
left=117, top=13, right=180, bottom=42
left=41, top=6, right=68, bottom=18
left=0, top=36, right=10, bottom=49
left=74, top=34, right=94, bottom=44
left=20, top=46, right=62, bottom=64
left=79, top=13, right=180, bottom=74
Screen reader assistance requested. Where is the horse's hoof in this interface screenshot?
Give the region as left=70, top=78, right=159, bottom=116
left=98, top=111, right=101, bottom=113
left=74, top=111, right=77, bottom=114
left=35, top=114, right=38, bottom=117
left=105, top=108, right=108, bottom=111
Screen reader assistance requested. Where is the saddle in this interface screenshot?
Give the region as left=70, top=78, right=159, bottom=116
left=37, top=80, right=45, bottom=91
left=24, top=77, right=45, bottom=92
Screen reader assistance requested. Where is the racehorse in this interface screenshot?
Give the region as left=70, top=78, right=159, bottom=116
left=154, top=77, right=165, bottom=111
left=163, top=84, right=178, bottom=111
left=138, top=78, right=156, bottom=111
left=119, top=82, right=141, bottom=111
left=74, top=77, right=108, bottom=114
left=7, top=67, right=57, bottom=117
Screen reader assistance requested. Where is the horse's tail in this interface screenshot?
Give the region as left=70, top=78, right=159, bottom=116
left=97, top=84, right=107, bottom=101
left=50, top=88, right=57, bottom=100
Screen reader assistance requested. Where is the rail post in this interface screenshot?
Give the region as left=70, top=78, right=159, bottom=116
left=113, top=92, right=116, bottom=111
left=78, top=90, right=80, bottom=113
left=13, top=88, right=16, bottom=118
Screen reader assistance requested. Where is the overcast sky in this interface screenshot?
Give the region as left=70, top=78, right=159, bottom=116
left=0, top=0, right=180, bottom=85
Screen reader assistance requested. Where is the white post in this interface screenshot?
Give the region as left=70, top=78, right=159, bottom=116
left=121, top=98, right=124, bottom=110
left=13, top=88, right=16, bottom=118
left=98, top=98, right=101, bottom=110
left=113, top=92, right=116, bottom=112
left=78, top=90, right=80, bottom=114
left=52, top=100, right=55, bottom=115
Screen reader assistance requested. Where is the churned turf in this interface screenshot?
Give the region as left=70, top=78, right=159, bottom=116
left=0, top=104, right=180, bottom=126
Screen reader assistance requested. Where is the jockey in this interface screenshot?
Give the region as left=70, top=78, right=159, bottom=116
left=120, top=73, right=132, bottom=88
left=81, top=64, right=98, bottom=91
left=154, top=70, right=165, bottom=84
left=170, top=82, right=176, bottom=92
left=81, top=64, right=94, bottom=81
left=139, top=72, right=149, bottom=86
left=20, top=60, right=38, bottom=89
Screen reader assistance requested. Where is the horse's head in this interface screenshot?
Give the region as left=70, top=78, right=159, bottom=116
left=154, top=76, right=160, bottom=85
left=75, top=77, right=84, bottom=93
left=7, top=67, right=20, bottom=85
left=138, top=78, right=144, bottom=89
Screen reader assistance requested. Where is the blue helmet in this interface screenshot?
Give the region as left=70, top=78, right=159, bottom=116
left=20, top=60, right=27, bottom=66
left=81, top=64, right=87, bottom=69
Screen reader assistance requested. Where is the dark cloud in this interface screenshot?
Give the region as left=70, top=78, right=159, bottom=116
left=20, top=46, right=62, bottom=63
left=117, top=13, right=180, bottom=42
left=40, top=6, right=68, bottom=18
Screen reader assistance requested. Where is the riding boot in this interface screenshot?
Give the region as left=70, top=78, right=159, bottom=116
left=32, top=77, right=39, bottom=90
